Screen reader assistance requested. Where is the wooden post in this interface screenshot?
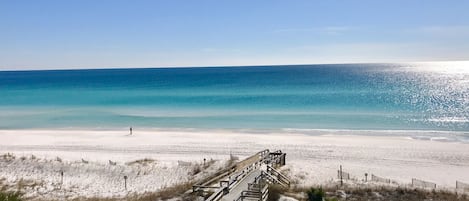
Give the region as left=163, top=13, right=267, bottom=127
left=340, top=165, right=343, bottom=186
left=60, top=170, right=64, bottom=189
left=124, top=175, right=128, bottom=191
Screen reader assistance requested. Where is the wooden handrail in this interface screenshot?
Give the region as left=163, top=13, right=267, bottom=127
left=206, top=187, right=227, bottom=201
left=266, top=166, right=290, bottom=186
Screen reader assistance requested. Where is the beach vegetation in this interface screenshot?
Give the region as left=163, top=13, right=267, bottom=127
left=1, top=153, right=15, bottom=161
left=125, top=158, right=156, bottom=166
left=0, top=191, right=23, bottom=201
left=124, top=181, right=195, bottom=201
left=307, top=187, right=325, bottom=201
left=299, top=185, right=469, bottom=201
left=191, top=165, right=202, bottom=175
left=268, top=184, right=286, bottom=201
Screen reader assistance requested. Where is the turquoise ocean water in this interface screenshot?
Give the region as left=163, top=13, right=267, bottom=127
left=1, top=63, right=468, bottom=138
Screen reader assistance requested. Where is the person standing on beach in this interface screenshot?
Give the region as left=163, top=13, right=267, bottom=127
left=129, top=127, right=133, bottom=135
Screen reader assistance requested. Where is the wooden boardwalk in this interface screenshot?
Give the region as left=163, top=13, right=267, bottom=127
left=221, top=169, right=262, bottom=201
left=193, top=149, right=289, bottom=201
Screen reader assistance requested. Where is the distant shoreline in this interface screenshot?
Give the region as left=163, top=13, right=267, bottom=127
left=1, top=127, right=467, bottom=143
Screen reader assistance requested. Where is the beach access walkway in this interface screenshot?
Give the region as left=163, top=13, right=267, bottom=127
left=220, top=169, right=262, bottom=201
left=192, top=149, right=290, bottom=201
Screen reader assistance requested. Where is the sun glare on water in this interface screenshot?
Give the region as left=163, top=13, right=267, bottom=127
left=411, top=61, right=469, bottom=74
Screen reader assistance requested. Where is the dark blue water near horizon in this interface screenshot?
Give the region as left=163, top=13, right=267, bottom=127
left=1, top=63, right=468, bottom=133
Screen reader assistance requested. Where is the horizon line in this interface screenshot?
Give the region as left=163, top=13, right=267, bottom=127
left=1, top=60, right=468, bottom=72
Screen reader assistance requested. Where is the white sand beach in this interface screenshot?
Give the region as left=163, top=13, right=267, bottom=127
left=1, top=129, right=469, bottom=199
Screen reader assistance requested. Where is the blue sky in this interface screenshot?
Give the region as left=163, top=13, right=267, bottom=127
left=1, top=0, right=469, bottom=70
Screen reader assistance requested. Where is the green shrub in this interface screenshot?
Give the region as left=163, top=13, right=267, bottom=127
left=267, top=184, right=284, bottom=201
left=0, top=191, right=23, bottom=201
left=307, top=187, right=325, bottom=201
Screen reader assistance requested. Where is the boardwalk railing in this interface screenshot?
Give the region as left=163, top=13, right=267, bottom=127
left=206, top=163, right=261, bottom=201
left=199, top=150, right=274, bottom=201
left=265, top=165, right=290, bottom=187
left=235, top=176, right=269, bottom=201
left=194, top=149, right=269, bottom=193
left=263, top=150, right=286, bottom=167
left=206, top=187, right=227, bottom=201
left=192, top=164, right=237, bottom=193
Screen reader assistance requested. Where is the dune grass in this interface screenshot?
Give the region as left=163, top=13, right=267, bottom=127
left=288, top=184, right=469, bottom=201
left=0, top=191, right=23, bottom=201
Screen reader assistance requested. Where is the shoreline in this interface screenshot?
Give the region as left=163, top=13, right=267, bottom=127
left=2, top=127, right=468, bottom=132
left=1, top=127, right=468, bottom=144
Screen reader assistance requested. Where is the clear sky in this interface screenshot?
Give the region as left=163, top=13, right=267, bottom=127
left=1, top=0, right=469, bottom=70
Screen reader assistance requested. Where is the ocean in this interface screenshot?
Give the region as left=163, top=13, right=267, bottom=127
left=1, top=62, right=468, bottom=134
